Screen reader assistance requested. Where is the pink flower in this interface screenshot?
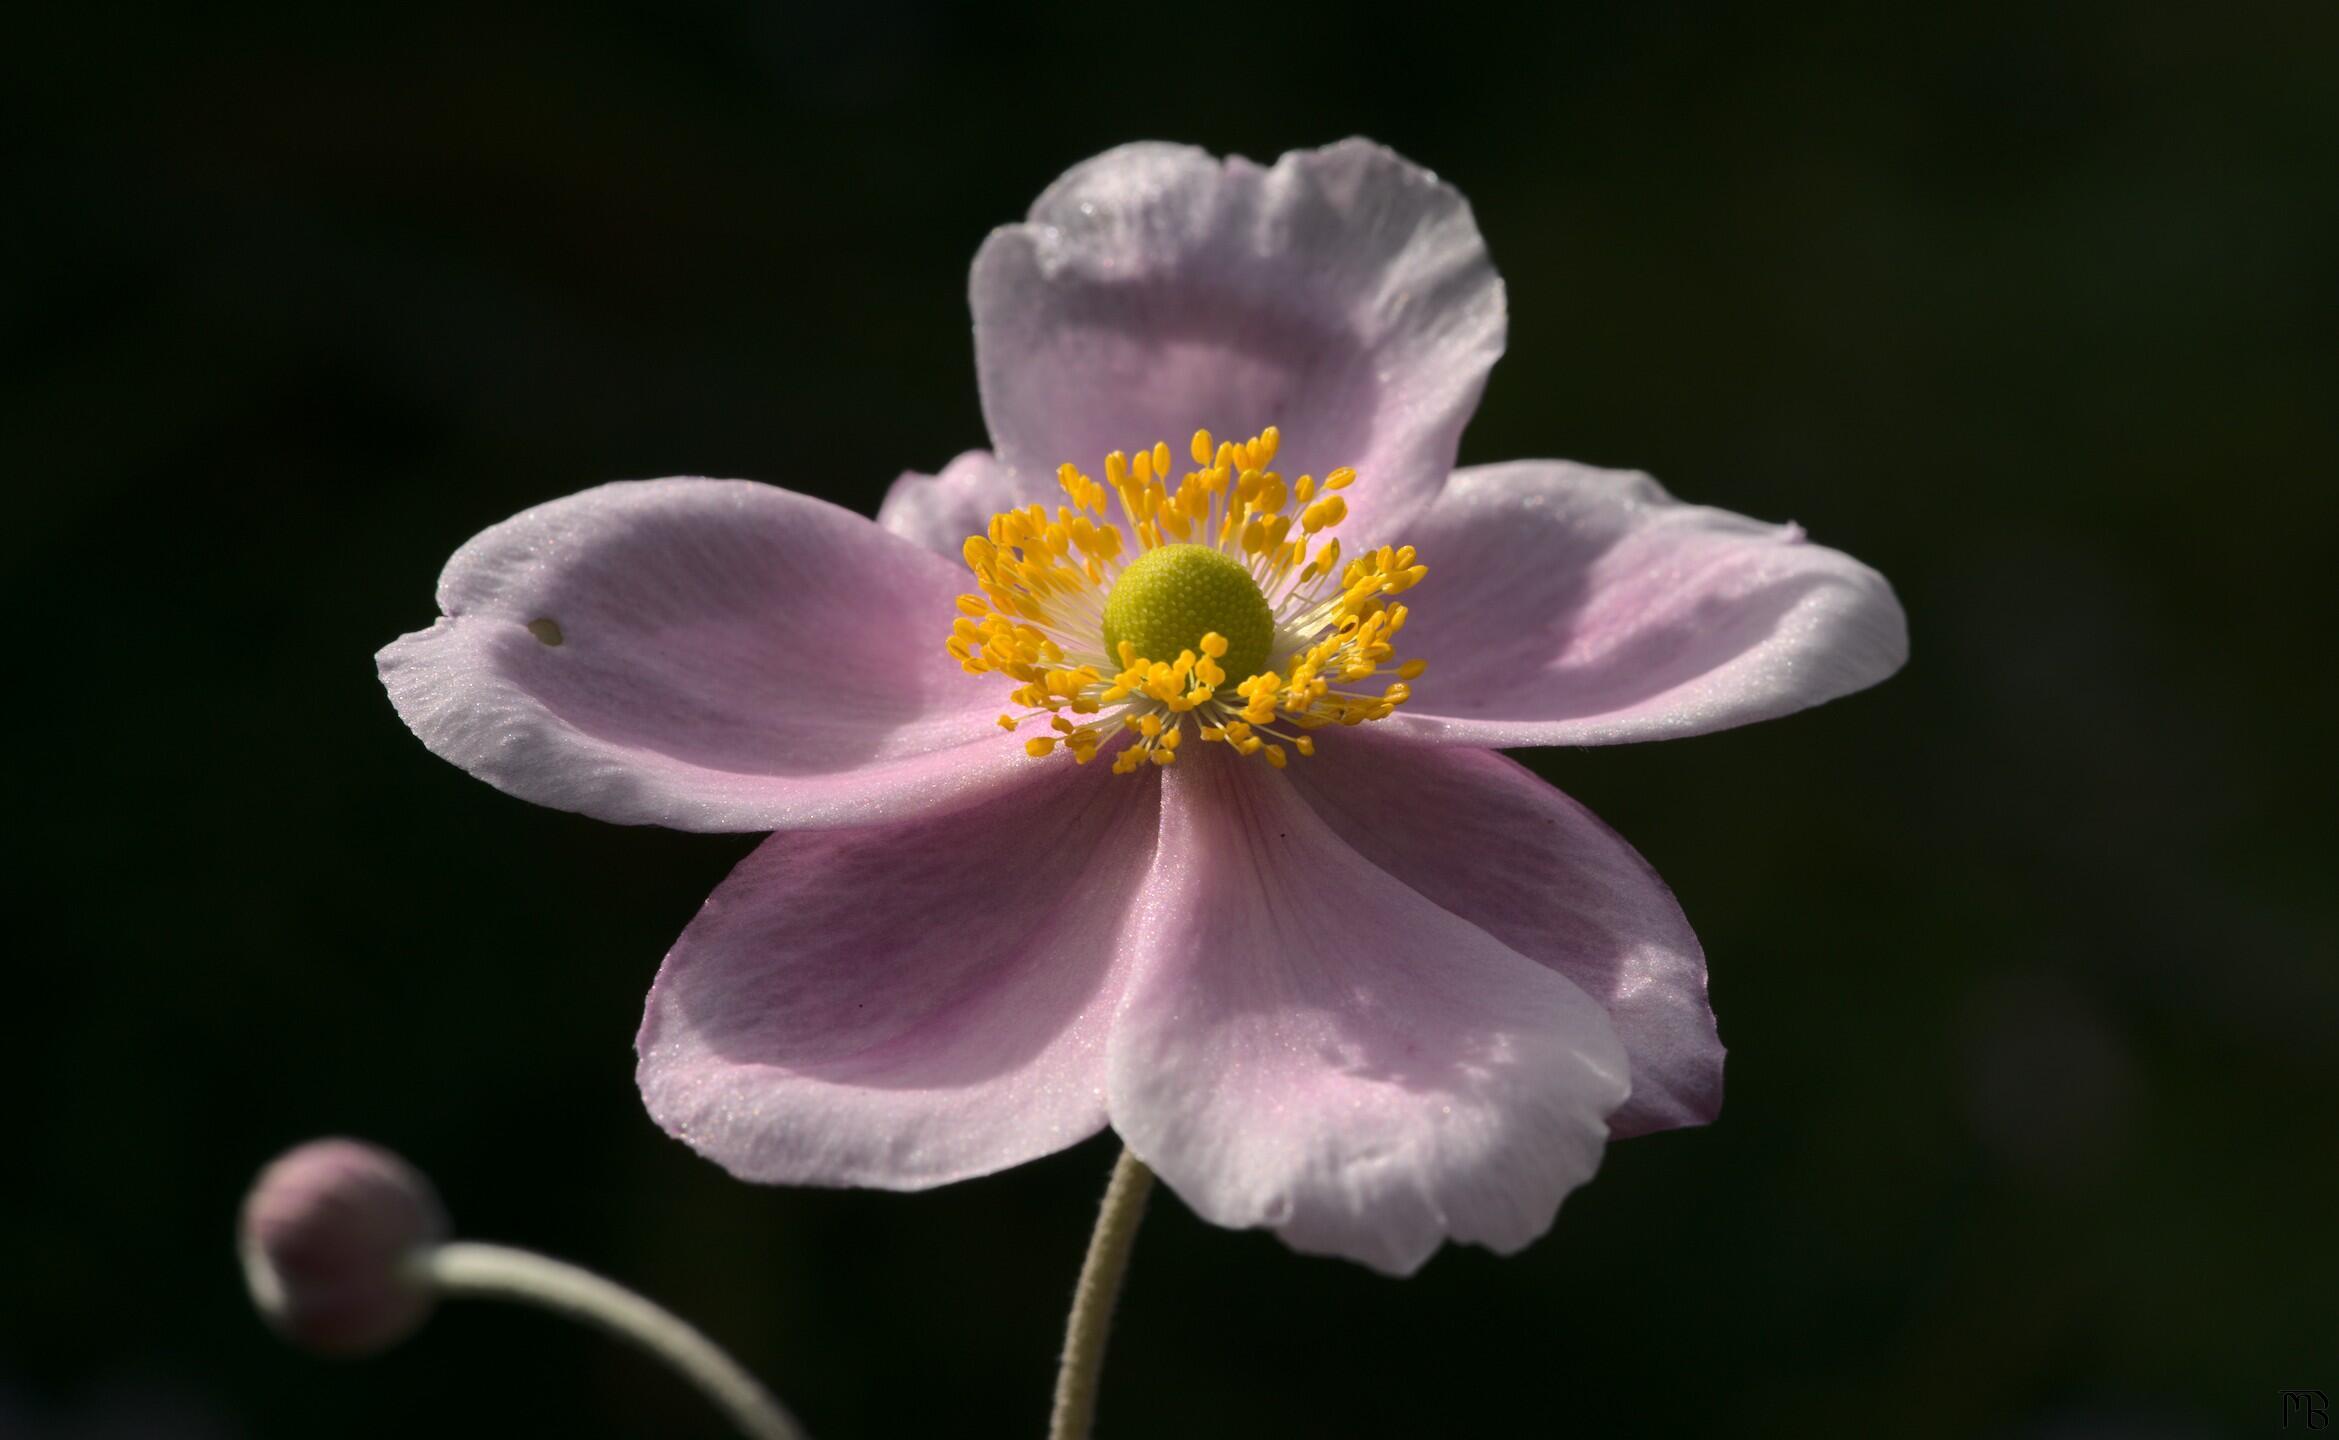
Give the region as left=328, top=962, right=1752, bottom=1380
left=379, top=140, right=1906, bottom=1275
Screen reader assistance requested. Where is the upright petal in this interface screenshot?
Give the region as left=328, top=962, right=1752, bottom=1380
left=1386, top=461, right=1909, bottom=747
left=1108, top=754, right=1628, bottom=1275
left=378, top=479, right=1022, bottom=832
left=876, top=450, right=1032, bottom=558
left=638, top=759, right=1159, bottom=1189
left=1288, top=733, right=1720, bottom=1137
left=972, top=140, right=1504, bottom=542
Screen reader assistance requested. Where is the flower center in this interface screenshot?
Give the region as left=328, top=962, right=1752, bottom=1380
left=1100, top=543, right=1275, bottom=684
left=947, top=426, right=1426, bottom=774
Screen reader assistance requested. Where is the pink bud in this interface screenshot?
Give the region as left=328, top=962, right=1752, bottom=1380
left=238, top=1138, right=448, bottom=1356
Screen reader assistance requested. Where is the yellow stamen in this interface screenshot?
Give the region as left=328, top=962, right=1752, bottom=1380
left=947, top=425, right=1425, bottom=774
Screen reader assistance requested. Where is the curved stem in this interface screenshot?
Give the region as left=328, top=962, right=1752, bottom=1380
left=416, top=1241, right=806, bottom=1440
left=1049, top=1146, right=1156, bottom=1440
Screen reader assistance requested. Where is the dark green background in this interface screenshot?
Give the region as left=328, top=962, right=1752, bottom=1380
left=10, top=3, right=2335, bottom=1436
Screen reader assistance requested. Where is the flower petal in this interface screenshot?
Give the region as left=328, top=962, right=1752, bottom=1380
left=875, top=449, right=1030, bottom=558
left=637, top=758, right=1158, bottom=1189
left=1287, top=732, right=1719, bottom=1137
left=972, top=139, right=1504, bottom=543
left=1386, top=461, right=1909, bottom=746
left=377, top=478, right=1023, bottom=832
left=1108, top=754, right=1628, bottom=1275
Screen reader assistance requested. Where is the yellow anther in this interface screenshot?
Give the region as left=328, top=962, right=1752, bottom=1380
left=950, top=423, right=1419, bottom=776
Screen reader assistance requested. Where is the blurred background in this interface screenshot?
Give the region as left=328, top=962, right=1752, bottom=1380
left=8, top=2, right=2335, bottom=1436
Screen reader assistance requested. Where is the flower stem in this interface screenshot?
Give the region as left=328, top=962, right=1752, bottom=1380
left=416, top=1240, right=806, bottom=1440
left=1049, top=1146, right=1156, bottom=1440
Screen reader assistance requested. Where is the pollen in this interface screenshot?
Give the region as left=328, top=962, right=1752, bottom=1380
left=947, top=425, right=1427, bottom=774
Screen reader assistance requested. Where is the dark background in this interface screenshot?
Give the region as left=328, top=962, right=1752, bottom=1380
left=9, top=2, right=2336, bottom=1436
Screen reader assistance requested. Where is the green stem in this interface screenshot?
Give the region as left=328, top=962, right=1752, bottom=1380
left=417, top=1241, right=805, bottom=1440
left=1048, top=1146, right=1156, bottom=1440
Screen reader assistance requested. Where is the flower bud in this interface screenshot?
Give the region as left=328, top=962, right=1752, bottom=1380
left=238, top=1138, right=447, bottom=1356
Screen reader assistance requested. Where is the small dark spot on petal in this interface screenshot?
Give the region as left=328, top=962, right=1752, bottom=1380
left=526, top=617, right=564, bottom=646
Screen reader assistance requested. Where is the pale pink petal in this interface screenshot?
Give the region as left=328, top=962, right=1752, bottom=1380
left=875, top=450, right=1031, bottom=558
left=377, top=478, right=1024, bottom=832
left=972, top=139, right=1504, bottom=543
left=1288, top=733, right=1719, bottom=1137
left=1386, top=461, right=1909, bottom=747
left=637, top=759, right=1159, bottom=1189
left=1108, top=754, right=1628, bottom=1275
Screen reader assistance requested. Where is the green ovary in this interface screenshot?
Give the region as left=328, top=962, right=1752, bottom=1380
left=1101, top=543, right=1275, bottom=680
